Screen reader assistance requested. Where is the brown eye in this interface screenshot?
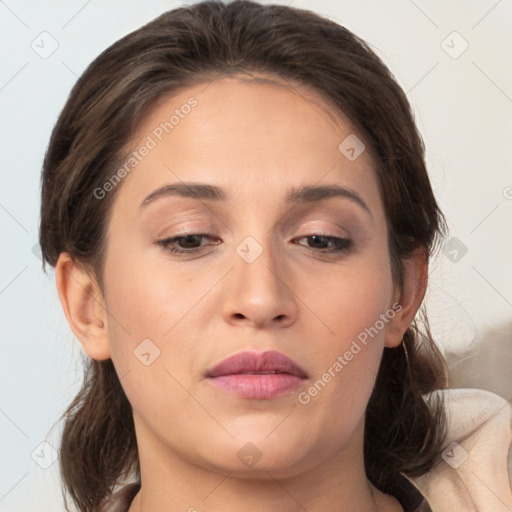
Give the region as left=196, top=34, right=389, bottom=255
left=294, top=234, right=352, bottom=253
left=157, top=233, right=220, bottom=254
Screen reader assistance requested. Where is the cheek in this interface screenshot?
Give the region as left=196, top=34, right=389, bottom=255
left=300, top=251, right=394, bottom=410
left=100, top=244, right=215, bottom=417
left=311, top=251, right=394, bottom=347
left=102, top=247, right=194, bottom=347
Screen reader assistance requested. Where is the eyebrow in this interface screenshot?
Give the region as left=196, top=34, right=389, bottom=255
left=140, top=182, right=372, bottom=216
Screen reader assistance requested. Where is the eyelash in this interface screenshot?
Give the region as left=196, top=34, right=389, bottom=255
left=156, top=232, right=352, bottom=256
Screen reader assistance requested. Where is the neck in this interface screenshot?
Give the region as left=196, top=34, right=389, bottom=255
left=127, top=417, right=403, bottom=512
left=128, top=473, right=392, bottom=512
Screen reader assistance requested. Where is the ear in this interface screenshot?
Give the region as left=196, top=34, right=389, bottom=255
left=55, top=253, right=111, bottom=360
left=384, top=247, right=427, bottom=349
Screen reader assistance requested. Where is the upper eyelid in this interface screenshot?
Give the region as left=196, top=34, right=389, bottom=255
left=146, top=202, right=367, bottom=230
left=156, top=229, right=350, bottom=243
left=154, top=215, right=354, bottom=236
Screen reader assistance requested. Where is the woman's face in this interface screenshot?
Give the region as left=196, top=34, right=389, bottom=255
left=97, top=75, right=405, bottom=478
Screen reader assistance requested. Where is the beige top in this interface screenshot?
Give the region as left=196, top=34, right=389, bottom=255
left=405, top=388, right=512, bottom=512
left=99, top=388, right=512, bottom=512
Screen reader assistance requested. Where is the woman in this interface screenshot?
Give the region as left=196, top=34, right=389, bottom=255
left=38, top=1, right=512, bottom=511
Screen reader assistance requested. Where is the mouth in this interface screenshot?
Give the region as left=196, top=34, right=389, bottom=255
left=205, top=350, right=308, bottom=399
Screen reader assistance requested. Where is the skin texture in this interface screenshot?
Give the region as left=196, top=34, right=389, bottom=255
left=56, top=74, right=427, bottom=511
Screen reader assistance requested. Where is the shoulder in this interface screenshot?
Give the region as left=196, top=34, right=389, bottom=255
left=97, top=482, right=140, bottom=512
left=405, top=388, right=512, bottom=512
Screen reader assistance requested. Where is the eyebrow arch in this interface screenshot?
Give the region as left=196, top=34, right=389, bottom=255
left=140, top=182, right=372, bottom=216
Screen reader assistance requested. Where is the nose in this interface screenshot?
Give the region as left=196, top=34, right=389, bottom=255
left=221, top=238, right=299, bottom=329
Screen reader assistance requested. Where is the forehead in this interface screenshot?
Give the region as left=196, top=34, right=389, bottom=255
left=111, top=74, right=382, bottom=216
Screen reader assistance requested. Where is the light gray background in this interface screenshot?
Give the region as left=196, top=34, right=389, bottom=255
left=0, top=1, right=511, bottom=510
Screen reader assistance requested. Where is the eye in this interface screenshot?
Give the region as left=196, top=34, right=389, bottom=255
left=156, top=232, right=352, bottom=256
left=293, top=234, right=352, bottom=253
left=156, top=233, right=220, bottom=255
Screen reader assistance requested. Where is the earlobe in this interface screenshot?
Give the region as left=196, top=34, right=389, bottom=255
left=384, top=247, right=428, bottom=349
left=55, top=253, right=111, bottom=360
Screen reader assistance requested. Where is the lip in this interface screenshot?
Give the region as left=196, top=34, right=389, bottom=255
left=206, top=350, right=308, bottom=399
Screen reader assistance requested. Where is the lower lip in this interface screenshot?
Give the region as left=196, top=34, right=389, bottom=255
left=207, top=374, right=305, bottom=399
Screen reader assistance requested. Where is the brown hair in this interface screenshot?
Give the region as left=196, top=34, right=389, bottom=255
left=39, top=1, right=448, bottom=510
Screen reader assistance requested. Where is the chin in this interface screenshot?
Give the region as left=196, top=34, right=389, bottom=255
left=195, top=430, right=320, bottom=479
